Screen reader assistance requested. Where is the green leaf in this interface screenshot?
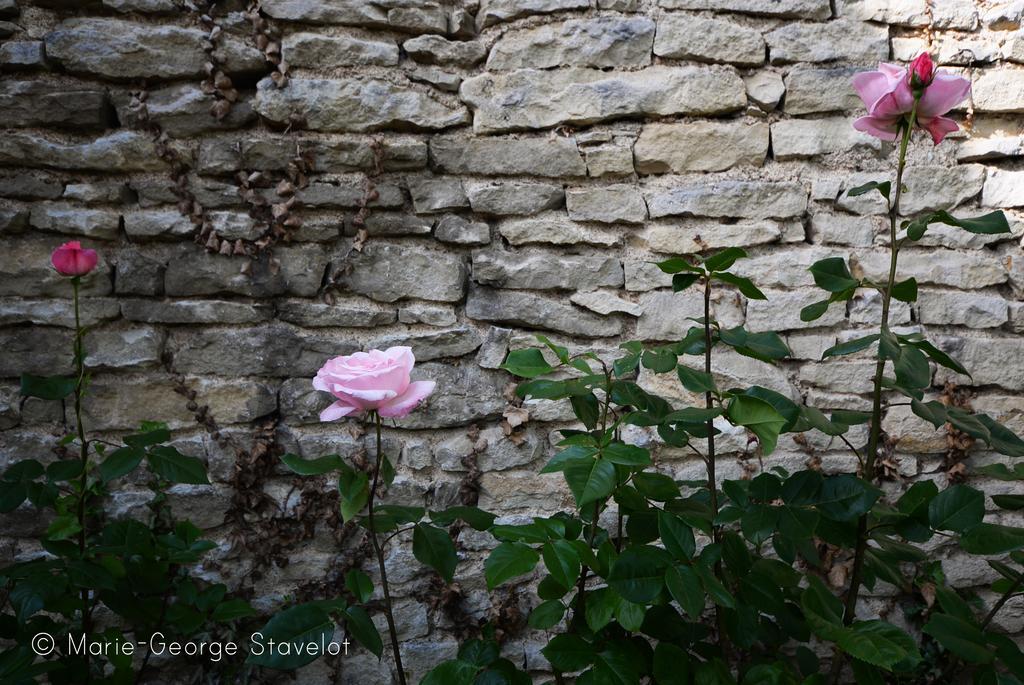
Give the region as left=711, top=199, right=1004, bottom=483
left=911, top=399, right=948, bottom=428
left=542, top=539, right=580, bottom=590
left=657, top=257, right=704, bottom=274
left=891, top=278, right=918, bottom=303
left=501, top=348, right=554, bottom=378
left=338, top=466, right=369, bottom=523
left=564, top=457, right=616, bottom=507
left=608, top=546, right=668, bottom=603
left=712, top=271, right=766, bottom=300
left=960, top=524, right=1024, bottom=555
left=247, top=603, right=335, bottom=669
left=838, top=620, right=920, bottom=670
left=344, top=605, right=383, bottom=657
left=900, top=337, right=970, bottom=378
left=602, top=443, right=651, bottom=467
left=977, top=414, right=1024, bottom=457
left=664, top=565, right=703, bottom=619
left=281, top=453, right=343, bottom=476
left=923, top=614, right=993, bottom=664
left=421, top=660, right=479, bottom=685
left=586, top=587, right=621, bottom=632
left=430, top=505, right=497, bottom=531
left=992, top=495, right=1024, bottom=511
left=20, top=374, right=75, bottom=401
left=658, top=511, right=695, bottom=561
left=527, top=600, right=565, bottom=630
left=675, top=365, right=717, bottom=394
left=704, top=247, right=748, bottom=272
left=485, top=542, right=539, bottom=589
left=570, top=393, right=601, bottom=429
left=542, top=634, right=594, bottom=672
left=719, top=326, right=790, bottom=362
left=848, top=180, right=890, bottom=200
left=893, top=345, right=931, bottom=390
left=817, top=475, right=880, bottom=521
left=929, top=485, right=985, bottom=534
left=344, top=569, right=373, bottom=603
left=694, top=562, right=735, bottom=609
left=653, top=643, right=693, bottom=685
left=800, top=298, right=831, bottom=322
left=211, top=598, right=256, bottom=622
left=907, top=209, right=1010, bottom=239
left=673, top=273, right=702, bottom=292
left=145, top=446, right=209, bottom=484
left=822, top=334, right=880, bottom=360
left=413, top=523, right=457, bottom=584
left=99, top=446, right=144, bottom=483
left=727, top=394, right=787, bottom=455
left=810, top=257, right=859, bottom=293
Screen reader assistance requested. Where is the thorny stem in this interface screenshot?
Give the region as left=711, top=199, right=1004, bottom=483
left=703, top=277, right=729, bottom=662
left=831, top=107, right=916, bottom=684
left=368, top=411, right=407, bottom=685
left=72, top=277, right=92, bottom=682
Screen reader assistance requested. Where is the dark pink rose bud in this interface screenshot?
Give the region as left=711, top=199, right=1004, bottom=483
left=51, top=241, right=99, bottom=277
left=910, top=52, right=935, bottom=87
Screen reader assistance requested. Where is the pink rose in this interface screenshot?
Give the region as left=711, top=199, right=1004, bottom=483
left=852, top=53, right=971, bottom=145
left=313, top=346, right=435, bottom=421
left=51, top=241, right=99, bottom=277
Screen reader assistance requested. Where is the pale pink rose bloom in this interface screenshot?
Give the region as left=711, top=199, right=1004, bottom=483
left=313, top=346, right=435, bottom=421
left=51, top=241, right=99, bottom=277
left=852, top=54, right=970, bottom=145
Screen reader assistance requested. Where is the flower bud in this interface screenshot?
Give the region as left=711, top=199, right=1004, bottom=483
left=51, top=241, right=99, bottom=277
left=909, top=52, right=935, bottom=88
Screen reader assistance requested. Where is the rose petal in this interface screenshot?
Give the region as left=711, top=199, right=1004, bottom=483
left=917, top=114, right=960, bottom=145
left=320, top=400, right=360, bottom=422
left=378, top=381, right=435, bottom=419
left=852, top=114, right=901, bottom=141
left=917, top=72, right=971, bottom=119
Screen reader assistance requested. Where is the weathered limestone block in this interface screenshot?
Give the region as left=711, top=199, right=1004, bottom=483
left=1, top=239, right=112, bottom=297
left=744, top=71, right=785, bottom=112
left=465, top=181, right=564, bottom=216
left=731, top=246, right=847, bottom=288
left=857, top=248, right=1007, bottom=288
left=935, top=337, right=1024, bottom=390
left=123, top=210, right=194, bottom=239
left=85, top=326, right=164, bottom=369
left=275, top=297, right=397, bottom=327
left=408, top=176, right=468, bottom=213
left=973, top=69, right=1024, bottom=112
left=197, top=135, right=427, bottom=175
left=766, top=20, right=889, bottom=64
left=399, top=363, right=509, bottom=429
left=254, top=77, right=469, bottom=132
left=405, top=64, right=462, bottom=93
left=429, top=136, right=587, bottom=177
left=436, top=425, right=544, bottom=471
left=771, top=118, right=882, bottom=159
left=295, top=180, right=405, bottom=209
left=565, top=185, right=647, bottom=223
left=434, top=215, right=491, bottom=245
left=892, top=35, right=997, bottom=66
left=403, top=35, right=487, bottom=66
left=570, top=290, right=642, bottom=317
left=643, top=219, right=785, bottom=253
left=898, top=165, right=986, bottom=214
left=398, top=302, right=457, bottom=326
left=658, top=0, right=830, bottom=19
left=121, top=299, right=272, bottom=324
left=487, top=16, right=655, bottom=70
left=799, top=358, right=880, bottom=394
left=0, top=41, right=48, bottom=70
left=0, top=131, right=167, bottom=172
left=918, top=289, right=1009, bottom=328
left=810, top=212, right=880, bottom=246
left=1, top=80, right=111, bottom=129
left=283, top=32, right=399, bottom=68
left=646, top=180, right=807, bottom=219
left=112, top=84, right=255, bottom=137
left=498, top=214, right=621, bottom=247
left=472, top=250, right=623, bottom=290
left=45, top=18, right=261, bottom=79
left=958, top=133, right=1024, bottom=163
left=0, top=326, right=74, bottom=376
left=0, top=297, right=120, bottom=328
left=63, top=181, right=133, bottom=205
left=636, top=290, right=744, bottom=340
left=583, top=144, right=635, bottom=178
left=466, top=285, right=623, bottom=337
left=370, top=326, right=483, bottom=361
left=784, top=66, right=862, bottom=114
left=165, top=245, right=327, bottom=297
left=338, top=243, right=467, bottom=302
left=459, top=66, right=746, bottom=134
left=0, top=172, right=63, bottom=200
left=102, top=0, right=182, bottom=11
left=476, top=0, right=590, bottom=28
left=654, top=14, right=765, bottom=66
left=848, top=289, right=912, bottom=325
left=634, top=121, right=769, bottom=173
left=356, top=213, right=432, bottom=237
left=169, top=324, right=357, bottom=377
left=29, top=203, right=121, bottom=241
left=746, top=288, right=847, bottom=332
left=844, top=0, right=979, bottom=30
left=982, top=169, right=1024, bottom=208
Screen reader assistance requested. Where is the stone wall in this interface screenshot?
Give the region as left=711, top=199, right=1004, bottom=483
left=1, top=0, right=1023, bottom=681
